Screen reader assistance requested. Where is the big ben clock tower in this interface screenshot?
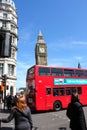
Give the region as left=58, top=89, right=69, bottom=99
left=35, top=31, right=48, bottom=65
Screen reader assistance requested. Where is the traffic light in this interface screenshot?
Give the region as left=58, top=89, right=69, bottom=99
left=2, top=74, right=7, bottom=86
left=0, top=82, right=4, bottom=91
left=1, top=75, right=7, bottom=91
left=1, top=82, right=4, bottom=91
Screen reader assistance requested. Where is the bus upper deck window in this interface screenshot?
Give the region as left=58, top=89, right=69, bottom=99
left=75, top=70, right=84, bottom=77
left=64, top=69, right=74, bottom=76
left=84, top=70, right=87, bottom=76
left=51, top=68, right=63, bottom=76
left=39, top=67, right=50, bottom=76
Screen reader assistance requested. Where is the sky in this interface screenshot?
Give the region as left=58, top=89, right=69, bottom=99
left=14, top=0, right=87, bottom=90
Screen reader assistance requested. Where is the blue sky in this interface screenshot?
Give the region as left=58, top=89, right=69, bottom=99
left=14, top=0, right=87, bottom=89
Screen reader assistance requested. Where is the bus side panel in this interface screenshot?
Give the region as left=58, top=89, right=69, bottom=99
left=80, top=85, right=87, bottom=105
left=52, top=95, right=71, bottom=109
left=35, top=76, right=53, bottom=111
left=35, top=88, right=46, bottom=111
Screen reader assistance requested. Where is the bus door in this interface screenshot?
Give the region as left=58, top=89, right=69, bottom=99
left=45, top=87, right=52, bottom=110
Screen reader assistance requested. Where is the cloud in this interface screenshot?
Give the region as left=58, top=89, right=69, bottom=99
left=48, top=40, right=87, bottom=51
left=18, top=23, right=34, bottom=45
left=17, top=61, right=29, bottom=71
left=16, top=61, right=30, bottom=89
left=48, top=55, right=87, bottom=68
left=18, top=31, right=31, bottom=44
left=74, top=56, right=83, bottom=60
left=48, top=57, right=73, bottom=66
left=72, top=41, right=87, bottom=45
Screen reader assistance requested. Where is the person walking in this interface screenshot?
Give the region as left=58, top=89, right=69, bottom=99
left=66, top=92, right=86, bottom=130
left=0, top=96, right=34, bottom=130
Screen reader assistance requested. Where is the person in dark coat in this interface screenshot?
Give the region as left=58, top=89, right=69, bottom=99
left=66, top=92, right=86, bottom=130
left=5, top=94, right=12, bottom=110
left=0, top=96, right=33, bottom=130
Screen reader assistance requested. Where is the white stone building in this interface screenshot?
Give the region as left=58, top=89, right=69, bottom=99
left=0, top=0, right=18, bottom=98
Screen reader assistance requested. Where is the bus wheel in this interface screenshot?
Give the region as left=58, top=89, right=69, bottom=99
left=53, top=101, right=62, bottom=111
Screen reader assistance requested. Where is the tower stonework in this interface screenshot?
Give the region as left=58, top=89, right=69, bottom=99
left=35, top=31, right=48, bottom=65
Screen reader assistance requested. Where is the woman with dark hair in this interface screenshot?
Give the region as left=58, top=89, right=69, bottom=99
left=66, top=92, right=86, bottom=130
left=0, top=96, right=33, bottom=130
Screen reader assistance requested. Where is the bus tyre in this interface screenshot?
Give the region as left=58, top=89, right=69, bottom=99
left=53, top=101, right=62, bottom=111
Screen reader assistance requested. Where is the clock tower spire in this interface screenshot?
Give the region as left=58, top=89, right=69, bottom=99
left=38, top=30, right=43, bottom=40
left=35, top=31, right=48, bottom=65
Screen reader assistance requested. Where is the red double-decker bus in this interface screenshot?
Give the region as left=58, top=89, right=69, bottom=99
left=25, top=65, right=87, bottom=111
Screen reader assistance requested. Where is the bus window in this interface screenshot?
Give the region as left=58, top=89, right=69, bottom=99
left=27, top=67, right=34, bottom=75
left=84, top=70, right=87, bottom=76
left=53, top=88, right=58, bottom=96
left=77, top=87, right=82, bottom=94
left=71, top=87, right=76, bottom=93
left=66, top=88, right=71, bottom=95
left=58, top=88, right=65, bottom=96
left=64, top=69, right=74, bottom=76
left=46, top=88, right=51, bottom=95
left=39, top=67, right=50, bottom=76
left=75, top=70, right=84, bottom=77
left=53, top=88, right=65, bottom=96
left=51, top=68, right=63, bottom=76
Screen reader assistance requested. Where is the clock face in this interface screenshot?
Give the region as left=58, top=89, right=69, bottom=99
left=39, top=47, right=45, bottom=53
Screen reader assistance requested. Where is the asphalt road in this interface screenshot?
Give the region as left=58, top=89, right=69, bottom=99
left=32, top=106, right=87, bottom=130
left=32, top=109, right=70, bottom=130
left=0, top=106, right=87, bottom=130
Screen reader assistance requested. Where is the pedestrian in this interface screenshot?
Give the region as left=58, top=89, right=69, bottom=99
left=0, top=95, right=34, bottom=130
left=5, top=94, right=13, bottom=110
left=66, top=92, right=86, bottom=130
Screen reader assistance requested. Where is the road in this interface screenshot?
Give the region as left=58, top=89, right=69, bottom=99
left=0, top=106, right=87, bottom=130
left=32, top=110, right=70, bottom=130
left=32, top=106, right=87, bottom=130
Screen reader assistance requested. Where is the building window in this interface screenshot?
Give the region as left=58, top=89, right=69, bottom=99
left=11, top=48, right=15, bottom=59
left=8, top=64, right=14, bottom=76
left=12, top=36, right=15, bottom=43
left=3, top=13, right=7, bottom=19
left=10, top=86, right=13, bottom=95
left=0, top=63, right=3, bottom=75
left=11, top=25, right=15, bottom=31
left=12, top=17, right=14, bottom=21
left=2, top=21, right=6, bottom=27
